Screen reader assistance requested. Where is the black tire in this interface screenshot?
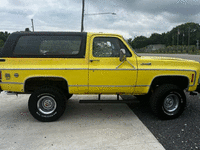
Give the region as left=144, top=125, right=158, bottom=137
left=28, top=86, right=66, bottom=122
left=150, top=84, right=186, bottom=120
left=60, top=88, right=73, bottom=100
left=135, top=93, right=151, bottom=103
left=66, top=94, right=73, bottom=100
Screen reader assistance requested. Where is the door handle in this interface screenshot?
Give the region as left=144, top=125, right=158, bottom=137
left=140, top=63, right=151, bottom=65
left=90, top=59, right=100, bottom=62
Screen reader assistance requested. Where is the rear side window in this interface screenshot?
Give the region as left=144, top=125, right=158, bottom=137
left=13, top=36, right=82, bottom=56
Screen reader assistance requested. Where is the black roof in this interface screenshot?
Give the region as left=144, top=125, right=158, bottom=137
left=1, top=31, right=87, bottom=58
left=11, top=31, right=87, bottom=36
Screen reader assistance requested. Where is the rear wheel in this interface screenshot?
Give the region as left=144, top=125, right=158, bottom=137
left=28, top=86, right=66, bottom=122
left=150, top=84, right=186, bottom=120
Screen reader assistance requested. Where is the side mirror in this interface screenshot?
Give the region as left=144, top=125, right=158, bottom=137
left=120, top=49, right=126, bottom=62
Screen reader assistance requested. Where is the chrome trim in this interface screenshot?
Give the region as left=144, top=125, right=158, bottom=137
left=116, top=61, right=125, bottom=69
left=37, top=95, right=57, bottom=115
left=0, top=82, right=23, bottom=84
left=89, top=69, right=136, bottom=71
left=0, top=68, right=88, bottom=70
left=72, top=85, right=149, bottom=87
left=193, top=72, right=197, bottom=87
left=135, top=85, right=150, bottom=87
left=69, top=85, right=88, bottom=87
left=69, top=85, right=150, bottom=87
left=138, top=69, right=196, bottom=72
left=127, top=60, right=136, bottom=69
left=0, top=68, right=196, bottom=72
left=89, top=85, right=135, bottom=87
left=116, top=60, right=136, bottom=69
left=140, top=63, right=151, bottom=65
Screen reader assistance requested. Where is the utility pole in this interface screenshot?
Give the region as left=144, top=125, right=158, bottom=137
left=197, top=40, right=199, bottom=50
left=188, top=26, right=190, bottom=46
left=177, top=28, right=180, bottom=45
left=182, top=32, right=184, bottom=45
left=81, top=0, right=115, bottom=32
left=81, top=0, right=85, bottom=32
left=31, top=19, right=34, bottom=32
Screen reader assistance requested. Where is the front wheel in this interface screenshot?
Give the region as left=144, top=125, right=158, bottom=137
left=28, top=86, right=66, bottom=122
left=66, top=94, right=73, bottom=100
left=150, top=84, right=186, bottom=120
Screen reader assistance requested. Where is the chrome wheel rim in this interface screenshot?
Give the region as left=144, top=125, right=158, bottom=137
left=37, top=96, right=57, bottom=115
left=163, top=93, right=180, bottom=114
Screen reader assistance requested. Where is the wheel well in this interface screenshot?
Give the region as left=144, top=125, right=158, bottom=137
left=150, top=76, right=189, bottom=91
left=24, top=77, right=69, bottom=93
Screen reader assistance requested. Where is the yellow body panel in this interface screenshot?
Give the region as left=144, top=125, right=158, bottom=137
left=87, top=33, right=137, bottom=94
left=0, top=32, right=200, bottom=95
left=135, top=56, right=199, bottom=94
left=0, top=58, right=89, bottom=93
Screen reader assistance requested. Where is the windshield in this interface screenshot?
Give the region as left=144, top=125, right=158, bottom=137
left=124, top=38, right=140, bottom=57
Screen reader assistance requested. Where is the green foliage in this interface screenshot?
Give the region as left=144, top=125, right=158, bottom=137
left=129, top=22, right=200, bottom=50
left=0, top=31, right=10, bottom=47
left=0, top=39, right=4, bottom=47
left=130, top=36, right=149, bottom=49
left=152, top=45, right=198, bottom=54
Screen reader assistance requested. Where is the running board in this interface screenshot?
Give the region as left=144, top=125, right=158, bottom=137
left=79, top=94, right=135, bottom=103
left=79, top=100, right=135, bottom=103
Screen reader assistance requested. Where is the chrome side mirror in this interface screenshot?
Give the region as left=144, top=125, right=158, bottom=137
left=120, top=49, right=126, bottom=62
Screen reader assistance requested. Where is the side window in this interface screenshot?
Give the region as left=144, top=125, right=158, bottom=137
left=13, top=36, right=82, bottom=56
left=93, top=37, right=132, bottom=57
left=39, top=37, right=81, bottom=55
left=14, top=36, right=40, bottom=55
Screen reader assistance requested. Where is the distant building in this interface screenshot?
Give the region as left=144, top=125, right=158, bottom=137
left=146, top=44, right=166, bottom=51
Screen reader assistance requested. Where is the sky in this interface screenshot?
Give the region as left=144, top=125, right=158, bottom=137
left=0, top=0, right=200, bottom=39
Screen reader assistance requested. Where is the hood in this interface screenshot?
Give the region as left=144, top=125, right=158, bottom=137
left=137, top=55, right=200, bottom=70
left=140, top=56, right=198, bottom=63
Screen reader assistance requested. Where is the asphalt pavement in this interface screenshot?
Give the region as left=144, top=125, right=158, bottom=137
left=122, top=53, right=200, bottom=150
left=122, top=93, right=200, bottom=150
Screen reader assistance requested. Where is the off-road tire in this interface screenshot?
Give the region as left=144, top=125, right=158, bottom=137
left=66, top=94, right=73, bottom=100
left=135, top=92, right=152, bottom=104
left=150, top=84, right=186, bottom=120
left=28, top=86, right=66, bottom=122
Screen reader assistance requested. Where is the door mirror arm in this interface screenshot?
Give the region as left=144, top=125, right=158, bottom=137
left=120, top=49, right=126, bottom=62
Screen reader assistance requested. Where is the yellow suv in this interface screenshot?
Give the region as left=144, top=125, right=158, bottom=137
left=0, top=31, right=200, bottom=122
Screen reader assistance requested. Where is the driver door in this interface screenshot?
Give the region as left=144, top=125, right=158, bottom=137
left=88, top=35, right=137, bottom=94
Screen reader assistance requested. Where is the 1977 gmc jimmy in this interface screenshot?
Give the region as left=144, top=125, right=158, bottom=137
left=0, top=31, right=200, bottom=122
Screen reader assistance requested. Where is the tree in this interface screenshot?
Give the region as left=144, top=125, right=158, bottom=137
left=128, top=22, right=200, bottom=49
left=165, top=22, right=200, bottom=46
left=149, top=33, right=162, bottom=44
left=0, top=39, right=4, bottom=47
left=0, top=31, right=10, bottom=48
left=133, top=36, right=149, bottom=49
